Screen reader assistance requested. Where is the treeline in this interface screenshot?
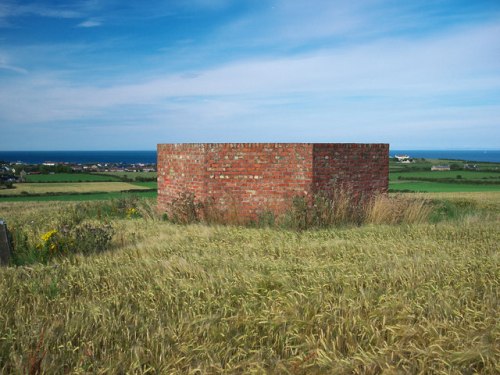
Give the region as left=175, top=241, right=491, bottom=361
left=92, top=173, right=156, bottom=182
left=122, top=176, right=157, bottom=182
left=7, top=164, right=75, bottom=174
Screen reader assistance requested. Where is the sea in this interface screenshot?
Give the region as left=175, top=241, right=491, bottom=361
left=0, top=149, right=499, bottom=164
left=0, top=151, right=157, bottom=165
left=389, top=150, right=500, bottom=163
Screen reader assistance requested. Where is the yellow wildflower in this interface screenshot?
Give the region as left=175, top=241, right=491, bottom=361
left=41, top=229, right=58, bottom=242
left=126, top=208, right=138, bottom=218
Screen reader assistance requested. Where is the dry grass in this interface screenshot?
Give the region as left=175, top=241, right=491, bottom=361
left=0, top=201, right=75, bottom=220
left=166, top=190, right=435, bottom=228
left=411, top=191, right=500, bottom=211
left=0, top=182, right=149, bottom=195
left=365, top=195, right=433, bottom=225
left=0, top=195, right=499, bottom=373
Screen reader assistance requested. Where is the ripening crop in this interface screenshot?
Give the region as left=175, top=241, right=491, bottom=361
left=0, top=196, right=498, bottom=374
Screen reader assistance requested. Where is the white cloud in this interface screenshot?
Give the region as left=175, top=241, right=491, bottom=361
left=1, top=21, right=499, bottom=121
left=77, top=19, right=101, bottom=28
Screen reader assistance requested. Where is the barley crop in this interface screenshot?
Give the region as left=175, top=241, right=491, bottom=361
left=0, top=197, right=498, bottom=373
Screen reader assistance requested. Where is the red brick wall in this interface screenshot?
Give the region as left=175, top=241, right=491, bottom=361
left=204, top=143, right=313, bottom=217
left=157, top=143, right=388, bottom=220
left=157, top=144, right=206, bottom=210
left=313, top=144, right=389, bottom=199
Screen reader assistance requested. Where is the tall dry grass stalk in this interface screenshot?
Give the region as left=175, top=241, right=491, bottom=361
left=134, top=197, right=161, bottom=221
left=365, top=194, right=433, bottom=225
left=283, top=190, right=434, bottom=229
left=163, top=189, right=436, bottom=228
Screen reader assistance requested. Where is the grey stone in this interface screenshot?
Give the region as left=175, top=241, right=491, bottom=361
left=0, top=220, right=12, bottom=266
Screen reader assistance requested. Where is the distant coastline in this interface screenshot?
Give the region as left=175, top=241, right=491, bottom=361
left=390, top=150, right=500, bottom=163
left=0, top=149, right=499, bottom=164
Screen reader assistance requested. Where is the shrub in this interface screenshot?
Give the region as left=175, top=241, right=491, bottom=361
left=9, top=226, right=41, bottom=265
left=166, top=192, right=200, bottom=224
left=10, top=220, right=115, bottom=265
left=36, top=229, right=72, bottom=257
left=257, top=210, right=276, bottom=227
left=71, top=222, right=114, bottom=255
left=135, top=177, right=157, bottom=182
left=428, top=199, right=479, bottom=223
left=107, top=195, right=144, bottom=219
left=133, top=198, right=161, bottom=221
left=282, top=190, right=365, bottom=230
left=284, top=195, right=311, bottom=230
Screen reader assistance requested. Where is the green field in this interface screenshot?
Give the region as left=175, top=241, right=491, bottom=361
left=390, top=170, right=500, bottom=181
left=0, top=182, right=151, bottom=196
left=389, top=159, right=432, bottom=171
left=390, top=180, right=500, bottom=192
left=389, top=159, right=500, bottom=173
left=0, top=190, right=157, bottom=202
left=96, top=171, right=157, bottom=180
left=390, top=183, right=500, bottom=192
left=0, top=177, right=157, bottom=202
left=388, top=160, right=500, bottom=192
left=130, top=181, right=157, bottom=189
left=26, top=173, right=121, bottom=183
left=0, top=193, right=498, bottom=373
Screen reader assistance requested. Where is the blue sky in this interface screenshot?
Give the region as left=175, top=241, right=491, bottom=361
left=0, top=0, right=499, bottom=150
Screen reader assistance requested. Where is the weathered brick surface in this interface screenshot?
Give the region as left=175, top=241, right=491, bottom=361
left=312, top=144, right=389, bottom=199
left=157, top=143, right=388, bottom=220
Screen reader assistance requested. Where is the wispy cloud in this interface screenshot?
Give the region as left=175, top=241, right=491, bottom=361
left=0, top=53, right=27, bottom=74
left=0, top=63, right=27, bottom=74
left=0, top=1, right=82, bottom=22
left=1, top=20, right=498, bottom=118
left=77, top=19, right=101, bottom=28
left=0, top=0, right=499, bottom=150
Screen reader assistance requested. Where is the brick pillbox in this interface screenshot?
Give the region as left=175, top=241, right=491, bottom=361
left=157, top=143, right=389, bottom=221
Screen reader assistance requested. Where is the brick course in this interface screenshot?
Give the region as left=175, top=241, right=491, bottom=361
left=158, top=143, right=388, bottom=220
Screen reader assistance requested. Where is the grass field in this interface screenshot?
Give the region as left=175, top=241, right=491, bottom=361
left=415, top=191, right=500, bottom=213
left=0, top=181, right=157, bottom=202
left=0, top=182, right=150, bottom=196
left=390, top=180, right=500, bottom=192
left=390, top=170, right=500, bottom=181
left=389, top=161, right=500, bottom=192
left=0, top=190, right=157, bottom=202
left=130, top=181, right=157, bottom=189
left=95, top=171, right=157, bottom=180
left=0, top=193, right=498, bottom=373
left=26, top=173, right=121, bottom=183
